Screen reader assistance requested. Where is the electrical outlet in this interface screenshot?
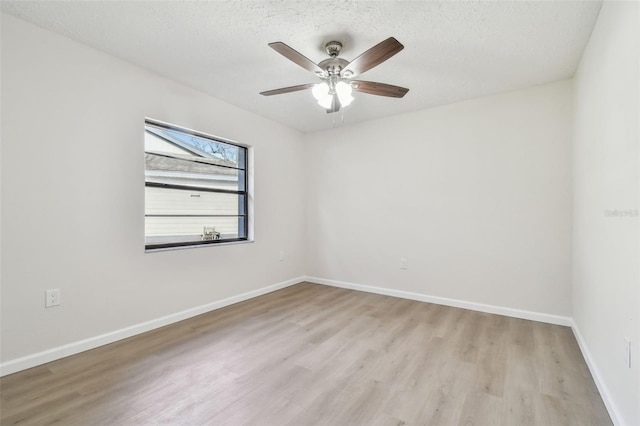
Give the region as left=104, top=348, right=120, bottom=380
left=400, top=258, right=408, bottom=270
left=279, top=250, right=285, bottom=261
left=623, top=337, right=631, bottom=368
left=45, top=289, right=61, bottom=308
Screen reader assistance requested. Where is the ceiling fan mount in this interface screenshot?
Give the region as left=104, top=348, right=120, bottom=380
left=324, top=40, right=343, bottom=58
left=260, top=37, right=409, bottom=114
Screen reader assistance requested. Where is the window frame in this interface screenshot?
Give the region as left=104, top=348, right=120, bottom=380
left=144, top=119, right=250, bottom=251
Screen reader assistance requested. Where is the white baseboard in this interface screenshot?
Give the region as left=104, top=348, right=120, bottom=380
left=570, top=321, right=623, bottom=426
left=0, top=276, right=305, bottom=377
left=305, top=276, right=572, bottom=326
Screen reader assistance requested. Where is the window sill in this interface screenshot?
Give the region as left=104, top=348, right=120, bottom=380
left=145, top=239, right=254, bottom=253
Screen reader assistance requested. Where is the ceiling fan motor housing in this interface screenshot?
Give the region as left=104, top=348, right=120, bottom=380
left=318, top=41, right=347, bottom=75
left=318, top=57, right=349, bottom=76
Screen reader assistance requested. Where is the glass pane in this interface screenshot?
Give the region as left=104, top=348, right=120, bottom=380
left=145, top=153, right=245, bottom=191
left=145, top=187, right=245, bottom=216
left=238, top=215, right=247, bottom=239
left=145, top=216, right=246, bottom=245
left=145, top=123, right=243, bottom=169
left=237, top=146, right=247, bottom=170
left=144, top=121, right=248, bottom=248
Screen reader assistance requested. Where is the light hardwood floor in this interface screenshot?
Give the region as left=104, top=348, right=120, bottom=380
left=1, top=283, right=611, bottom=425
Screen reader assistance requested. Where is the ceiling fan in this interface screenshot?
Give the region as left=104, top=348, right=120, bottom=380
left=260, top=37, right=409, bottom=114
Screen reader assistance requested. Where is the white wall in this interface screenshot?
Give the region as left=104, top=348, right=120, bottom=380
left=572, top=1, right=639, bottom=425
left=0, top=15, right=306, bottom=364
left=305, top=80, right=573, bottom=318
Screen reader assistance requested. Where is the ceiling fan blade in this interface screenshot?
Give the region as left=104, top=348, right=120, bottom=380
left=351, top=80, right=409, bottom=98
left=260, top=83, right=316, bottom=96
left=341, top=37, right=404, bottom=78
left=326, top=95, right=341, bottom=114
left=268, top=42, right=325, bottom=75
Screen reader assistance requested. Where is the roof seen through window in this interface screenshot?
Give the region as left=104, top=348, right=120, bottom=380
left=148, top=125, right=240, bottom=166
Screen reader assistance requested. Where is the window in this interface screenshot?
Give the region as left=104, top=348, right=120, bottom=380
left=144, top=120, right=249, bottom=250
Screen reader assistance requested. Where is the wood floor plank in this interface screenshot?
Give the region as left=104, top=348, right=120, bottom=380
left=0, top=283, right=612, bottom=425
left=458, top=391, right=503, bottom=426
left=415, top=357, right=477, bottom=425
left=474, top=314, right=508, bottom=398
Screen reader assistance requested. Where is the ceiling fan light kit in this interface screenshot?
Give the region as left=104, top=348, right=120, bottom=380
left=260, top=37, right=409, bottom=115
left=312, top=78, right=354, bottom=109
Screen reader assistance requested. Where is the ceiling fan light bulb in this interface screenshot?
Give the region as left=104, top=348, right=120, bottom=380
left=335, top=81, right=352, bottom=96
left=317, top=95, right=333, bottom=109
left=312, top=82, right=330, bottom=101
left=339, top=94, right=354, bottom=107
left=335, top=81, right=354, bottom=107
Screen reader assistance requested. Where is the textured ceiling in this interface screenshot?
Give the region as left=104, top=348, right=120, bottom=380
left=1, top=1, right=602, bottom=133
